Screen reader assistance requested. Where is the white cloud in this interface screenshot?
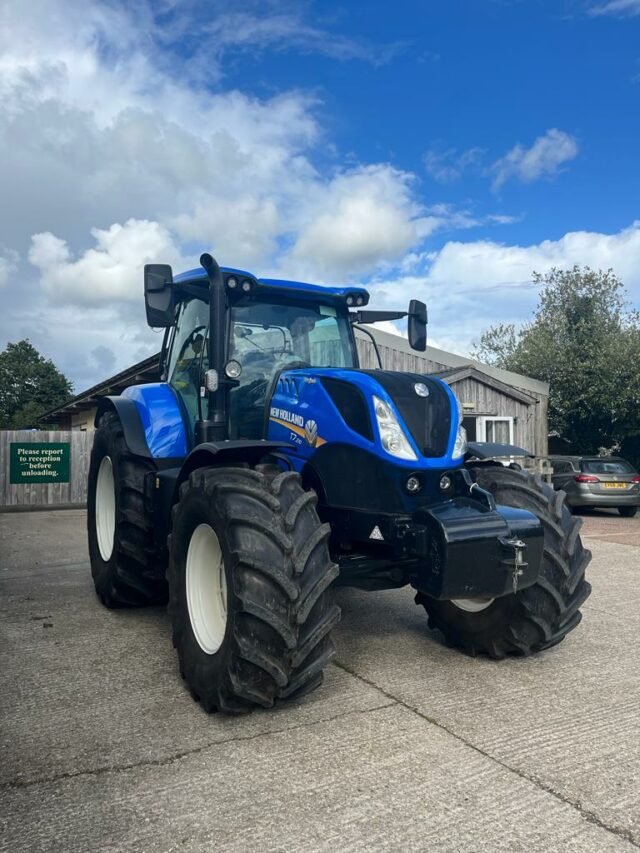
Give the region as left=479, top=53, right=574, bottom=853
left=490, top=129, right=579, bottom=191
left=0, top=0, right=425, bottom=387
left=487, top=213, right=523, bottom=225
left=589, top=0, right=640, bottom=15
left=0, top=0, right=416, bottom=285
left=0, top=72, right=319, bottom=254
left=423, top=147, right=484, bottom=183
left=426, top=131, right=579, bottom=194
left=172, top=197, right=281, bottom=268
left=28, top=219, right=188, bottom=304
left=365, top=221, right=640, bottom=355
left=428, top=221, right=640, bottom=291
left=286, top=175, right=495, bottom=281
left=289, top=166, right=421, bottom=278
left=198, top=8, right=400, bottom=65
left=0, top=249, right=19, bottom=287
left=0, top=0, right=322, bottom=260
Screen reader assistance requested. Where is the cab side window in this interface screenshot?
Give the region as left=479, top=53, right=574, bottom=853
left=307, top=315, right=350, bottom=366
left=167, top=298, right=209, bottom=434
left=228, top=324, right=292, bottom=440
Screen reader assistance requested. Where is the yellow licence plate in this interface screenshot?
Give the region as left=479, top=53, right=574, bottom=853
left=603, top=482, right=627, bottom=489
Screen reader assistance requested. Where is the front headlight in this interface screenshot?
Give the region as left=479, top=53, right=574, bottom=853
left=373, top=396, right=417, bottom=461
left=453, top=423, right=468, bottom=459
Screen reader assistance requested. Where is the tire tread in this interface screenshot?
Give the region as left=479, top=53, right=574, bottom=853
left=167, top=465, right=339, bottom=713
left=87, top=411, right=167, bottom=607
left=418, top=466, right=591, bottom=657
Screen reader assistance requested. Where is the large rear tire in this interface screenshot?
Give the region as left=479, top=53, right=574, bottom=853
left=416, top=466, right=592, bottom=658
left=168, top=466, right=340, bottom=713
left=87, top=411, right=167, bottom=607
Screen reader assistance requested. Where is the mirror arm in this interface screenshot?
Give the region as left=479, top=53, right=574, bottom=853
left=350, top=309, right=407, bottom=325
left=159, top=327, right=170, bottom=380
left=352, top=324, right=383, bottom=369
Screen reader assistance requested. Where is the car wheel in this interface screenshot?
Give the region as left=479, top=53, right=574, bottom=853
left=618, top=506, right=637, bottom=518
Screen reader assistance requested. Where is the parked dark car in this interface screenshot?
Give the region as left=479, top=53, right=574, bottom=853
left=549, top=456, right=640, bottom=517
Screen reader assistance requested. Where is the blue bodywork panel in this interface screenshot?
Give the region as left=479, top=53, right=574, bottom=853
left=122, top=383, right=188, bottom=458
left=173, top=267, right=370, bottom=304
left=267, top=367, right=462, bottom=478
left=174, top=266, right=252, bottom=284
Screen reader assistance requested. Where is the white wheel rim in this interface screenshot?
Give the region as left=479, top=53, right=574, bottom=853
left=95, top=456, right=116, bottom=561
left=186, top=523, right=228, bottom=655
left=450, top=597, right=495, bottom=613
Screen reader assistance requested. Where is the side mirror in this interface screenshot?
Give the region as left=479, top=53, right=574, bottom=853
left=144, top=264, right=174, bottom=327
left=408, top=299, right=427, bottom=351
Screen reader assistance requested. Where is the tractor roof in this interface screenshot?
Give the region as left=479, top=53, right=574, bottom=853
left=173, top=266, right=370, bottom=304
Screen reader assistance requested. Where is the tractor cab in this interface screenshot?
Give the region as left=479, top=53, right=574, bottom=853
left=160, top=266, right=363, bottom=446
left=145, top=256, right=426, bottom=452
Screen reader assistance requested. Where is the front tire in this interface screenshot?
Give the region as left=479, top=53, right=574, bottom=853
left=87, top=411, right=167, bottom=607
left=416, top=467, right=592, bottom=658
left=168, top=466, right=340, bottom=713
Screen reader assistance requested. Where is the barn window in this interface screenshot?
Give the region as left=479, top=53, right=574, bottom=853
left=478, top=416, right=514, bottom=444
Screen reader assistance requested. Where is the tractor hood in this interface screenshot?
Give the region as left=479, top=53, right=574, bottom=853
left=266, top=366, right=463, bottom=471
left=359, top=370, right=453, bottom=459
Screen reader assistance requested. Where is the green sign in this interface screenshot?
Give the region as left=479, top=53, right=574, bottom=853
left=10, top=442, right=71, bottom=485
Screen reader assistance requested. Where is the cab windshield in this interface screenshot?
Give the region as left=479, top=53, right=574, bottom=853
left=229, top=297, right=356, bottom=438
left=231, top=298, right=355, bottom=368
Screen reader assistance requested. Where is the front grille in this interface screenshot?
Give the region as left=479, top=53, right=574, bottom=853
left=361, top=371, right=452, bottom=457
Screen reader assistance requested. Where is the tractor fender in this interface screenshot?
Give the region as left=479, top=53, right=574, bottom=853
left=152, top=442, right=292, bottom=550
left=95, top=384, right=189, bottom=460
left=96, top=384, right=189, bottom=460
left=466, top=441, right=534, bottom=461
left=95, top=396, right=152, bottom=458
left=175, top=441, right=291, bottom=491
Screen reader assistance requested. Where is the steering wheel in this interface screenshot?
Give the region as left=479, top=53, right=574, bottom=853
left=235, top=360, right=311, bottom=405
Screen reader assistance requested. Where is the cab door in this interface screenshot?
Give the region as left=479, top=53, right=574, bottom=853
left=166, top=297, right=209, bottom=443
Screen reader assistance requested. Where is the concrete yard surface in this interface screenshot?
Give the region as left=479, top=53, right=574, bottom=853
left=1, top=509, right=639, bottom=852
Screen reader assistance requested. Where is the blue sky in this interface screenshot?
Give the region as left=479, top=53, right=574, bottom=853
left=217, top=0, right=640, bottom=242
left=0, top=0, right=639, bottom=388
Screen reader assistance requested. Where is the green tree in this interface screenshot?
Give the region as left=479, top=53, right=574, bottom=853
left=472, top=267, right=640, bottom=454
left=0, top=340, right=73, bottom=429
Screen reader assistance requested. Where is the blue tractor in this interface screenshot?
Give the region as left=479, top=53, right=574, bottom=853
left=87, top=254, right=591, bottom=713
